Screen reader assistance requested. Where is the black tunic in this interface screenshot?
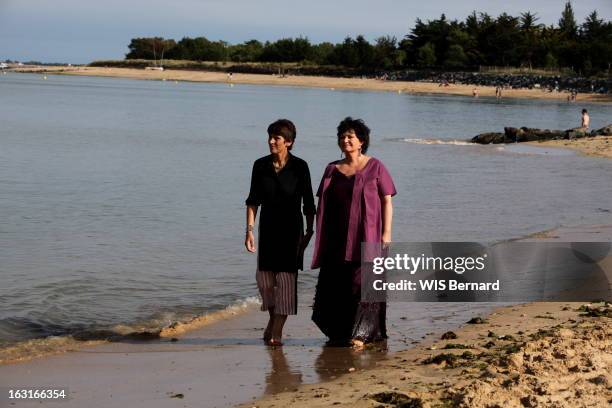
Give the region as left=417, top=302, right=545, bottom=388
left=320, top=168, right=355, bottom=265
left=246, top=154, right=316, bottom=272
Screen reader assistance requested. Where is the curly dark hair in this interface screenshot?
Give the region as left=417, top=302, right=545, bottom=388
left=336, top=117, right=370, bottom=154
left=267, top=119, right=296, bottom=150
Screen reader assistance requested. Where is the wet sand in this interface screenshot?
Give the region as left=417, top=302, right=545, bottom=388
left=0, top=297, right=497, bottom=408
left=240, top=224, right=612, bottom=408
left=4, top=300, right=609, bottom=408
left=527, top=136, right=612, bottom=159
left=1, top=225, right=610, bottom=407
left=241, top=302, right=611, bottom=408
left=10, top=66, right=612, bottom=102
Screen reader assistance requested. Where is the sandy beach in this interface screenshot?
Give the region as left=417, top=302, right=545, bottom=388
left=10, top=65, right=612, bottom=103
left=240, top=302, right=611, bottom=408
left=241, top=225, right=612, bottom=408
left=1, top=224, right=610, bottom=408
left=3, top=301, right=609, bottom=408
left=0, top=294, right=498, bottom=408
left=527, top=136, right=612, bottom=159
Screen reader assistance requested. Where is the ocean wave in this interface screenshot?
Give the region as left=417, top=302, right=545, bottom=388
left=389, top=138, right=473, bottom=146
left=388, top=138, right=572, bottom=156
left=159, top=296, right=260, bottom=337
left=0, top=296, right=261, bottom=365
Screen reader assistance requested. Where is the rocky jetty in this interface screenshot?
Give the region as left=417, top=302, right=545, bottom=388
left=470, top=124, right=612, bottom=144
left=397, top=71, right=611, bottom=95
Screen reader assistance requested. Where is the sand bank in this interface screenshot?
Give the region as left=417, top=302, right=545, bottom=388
left=241, top=302, right=611, bottom=408
left=11, top=65, right=612, bottom=102
left=527, top=135, right=612, bottom=159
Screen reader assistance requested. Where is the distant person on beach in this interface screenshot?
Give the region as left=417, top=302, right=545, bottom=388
left=311, top=117, right=396, bottom=349
left=472, top=88, right=479, bottom=98
left=245, top=119, right=315, bottom=346
left=581, top=109, right=590, bottom=130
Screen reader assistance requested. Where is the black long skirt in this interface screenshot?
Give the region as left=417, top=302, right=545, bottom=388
left=312, top=262, right=387, bottom=344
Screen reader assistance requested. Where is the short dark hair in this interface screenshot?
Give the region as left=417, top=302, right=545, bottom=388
left=337, top=117, right=370, bottom=154
left=582, top=109, right=588, bottom=114
left=267, top=119, right=296, bottom=150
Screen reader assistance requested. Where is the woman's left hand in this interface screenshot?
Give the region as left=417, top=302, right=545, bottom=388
left=382, top=231, right=392, bottom=248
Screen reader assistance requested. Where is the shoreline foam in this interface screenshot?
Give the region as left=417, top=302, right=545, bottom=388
left=0, top=296, right=261, bottom=365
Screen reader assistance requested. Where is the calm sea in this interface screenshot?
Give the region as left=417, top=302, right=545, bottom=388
left=1, top=72, right=611, bottom=350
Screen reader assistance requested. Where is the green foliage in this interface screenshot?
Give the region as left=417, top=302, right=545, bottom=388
left=310, top=42, right=335, bottom=65
left=417, top=42, right=436, bottom=67
left=168, top=37, right=228, bottom=61
left=126, top=37, right=176, bottom=62
left=373, top=36, right=400, bottom=69
left=229, top=40, right=263, bottom=62
left=559, top=1, right=578, bottom=38
left=124, top=3, right=611, bottom=74
left=445, top=44, right=468, bottom=68
left=328, top=37, right=360, bottom=67
left=259, top=37, right=313, bottom=62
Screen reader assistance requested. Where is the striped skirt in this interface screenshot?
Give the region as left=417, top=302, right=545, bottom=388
left=256, top=270, right=297, bottom=315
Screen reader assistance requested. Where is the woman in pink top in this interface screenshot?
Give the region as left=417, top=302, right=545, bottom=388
left=311, top=117, right=396, bottom=348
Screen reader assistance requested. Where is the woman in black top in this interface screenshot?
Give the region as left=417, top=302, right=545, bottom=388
left=245, top=119, right=315, bottom=346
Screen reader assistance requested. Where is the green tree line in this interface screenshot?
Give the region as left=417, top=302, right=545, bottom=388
left=126, top=2, right=611, bottom=75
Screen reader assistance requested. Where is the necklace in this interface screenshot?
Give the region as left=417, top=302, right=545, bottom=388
left=272, top=157, right=288, bottom=172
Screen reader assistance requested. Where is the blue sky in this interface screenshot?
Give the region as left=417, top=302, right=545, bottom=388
left=1, top=0, right=610, bottom=64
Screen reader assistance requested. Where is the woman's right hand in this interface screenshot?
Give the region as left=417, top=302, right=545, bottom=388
left=245, top=231, right=256, bottom=253
left=300, top=230, right=314, bottom=252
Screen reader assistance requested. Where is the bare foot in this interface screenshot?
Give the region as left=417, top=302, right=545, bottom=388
left=351, top=339, right=365, bottom=350
left=265, top=338, right=283, bottom=347
left=263, top=326, right=272, bottom=342
left=263, top=318, right=273, bottom=341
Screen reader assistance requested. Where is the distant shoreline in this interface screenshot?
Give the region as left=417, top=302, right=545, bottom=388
left=10, top=65, right=612, bottom=103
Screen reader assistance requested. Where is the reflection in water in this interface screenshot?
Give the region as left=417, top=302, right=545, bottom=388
left=262, top=341, right=389, bottom=394
left=264, top=347, right=303, bottom=394
left=314, top=341, right=388, bottom=382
